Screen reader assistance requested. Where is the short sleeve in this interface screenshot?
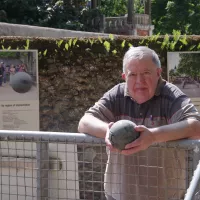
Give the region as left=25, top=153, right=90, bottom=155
left=85, top=86, right=118, bottom=123
left=168, top=96, right=200, bottom=123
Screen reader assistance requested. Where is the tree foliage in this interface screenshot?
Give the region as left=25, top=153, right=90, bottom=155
left=100, top=0, right=144, bottom=17
left=0, top=0, right=99, bottom=31
left=1, top=0, right=43, bottom=24
left=178, top=53, right=200, bottom=79
left=1, top=0, right=200, bottom=34
left=100, top=0, right=127, bottom=17
left=152, top=0, right=200, bottom=34
left=0, top=0, right=144, bottom=30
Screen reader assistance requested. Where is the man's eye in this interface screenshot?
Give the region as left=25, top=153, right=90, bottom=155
left=144, top=71, right=150, bottom=75
left=130, top=73, right=136, bottom=76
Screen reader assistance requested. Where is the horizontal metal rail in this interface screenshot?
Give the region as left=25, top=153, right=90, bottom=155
left=0, top=130, right=199, bottom=149
left=0, top=130, right=105, bottom=144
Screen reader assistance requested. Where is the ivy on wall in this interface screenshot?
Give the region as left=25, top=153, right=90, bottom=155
left=1, top=32, right=200, bottom=73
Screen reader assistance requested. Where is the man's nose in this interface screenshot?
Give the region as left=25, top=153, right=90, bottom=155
left=135, top=74, right=145, bottom=83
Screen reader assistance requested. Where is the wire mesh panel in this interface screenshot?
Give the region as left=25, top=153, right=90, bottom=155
left=78, top=143, right=107, bottom=200
left=0, top=131, right=199, bottom=200
left=104, top=146, right=192, bottom=200
left=0, top=140, right=37, bottom=200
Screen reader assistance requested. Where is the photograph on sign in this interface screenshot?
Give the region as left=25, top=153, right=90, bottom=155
left=167, top=52, right=200, bottom=111
left=0, top=51, right=38, bottom=101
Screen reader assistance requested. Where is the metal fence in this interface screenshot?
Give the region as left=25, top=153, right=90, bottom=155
left=0, top=130, right=200, bottom=200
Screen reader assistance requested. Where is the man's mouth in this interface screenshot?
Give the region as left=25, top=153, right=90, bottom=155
left=135, top=88, right=147, bottom=91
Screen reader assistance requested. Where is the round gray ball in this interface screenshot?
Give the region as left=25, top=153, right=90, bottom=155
left=10, top=72, right=32, bottom=93
left=109, top=120, right=140, bottom=151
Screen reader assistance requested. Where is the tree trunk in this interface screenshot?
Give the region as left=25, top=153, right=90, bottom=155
left=144, top=0, right=151, bottom=24
left=91, top=0, right=97, bottom=9
left=127, top=0, right=134, bottom=24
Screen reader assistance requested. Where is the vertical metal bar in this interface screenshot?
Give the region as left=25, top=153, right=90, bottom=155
left=184, top=160, right=200, bottom=200
left=56, top=142, right=59, bottom=199
left=36, top=142, right=49, bottom=200
left=0, top=142, right=2, bottom=200
left=8, top=140, right=10, bottom=200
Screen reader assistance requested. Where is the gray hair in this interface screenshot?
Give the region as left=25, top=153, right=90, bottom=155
left=122, top=46, right=161, bottom=73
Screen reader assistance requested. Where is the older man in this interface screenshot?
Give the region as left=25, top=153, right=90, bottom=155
left=78, top=46, right=200, bottom=200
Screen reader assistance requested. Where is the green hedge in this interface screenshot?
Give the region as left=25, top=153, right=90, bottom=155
left=1, top=34, right=200, bottom=80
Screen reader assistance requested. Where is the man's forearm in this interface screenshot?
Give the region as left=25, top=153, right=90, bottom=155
left=151, top=118, right=200, bottom=143
left=78, top=114, right=108, bottom=138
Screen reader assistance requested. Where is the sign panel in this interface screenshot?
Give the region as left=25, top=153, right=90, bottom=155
left=0, top=50, right=39, bottom=131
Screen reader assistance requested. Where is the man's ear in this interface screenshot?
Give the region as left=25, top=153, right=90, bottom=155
left=157, top=68, right=162, bottom=77
left=122, top=73, right=126, bottom=80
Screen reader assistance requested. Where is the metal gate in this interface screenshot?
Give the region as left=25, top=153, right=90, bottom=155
left=0, top=130, right=199, bottom=200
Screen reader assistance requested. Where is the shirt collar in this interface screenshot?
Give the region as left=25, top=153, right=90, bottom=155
left=124, top=77, right=166, bottom=97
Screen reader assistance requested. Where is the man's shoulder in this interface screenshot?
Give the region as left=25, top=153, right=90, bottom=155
left=106, top=82, right=126, bottom=96
left=161, top=81, right=186, bottom=100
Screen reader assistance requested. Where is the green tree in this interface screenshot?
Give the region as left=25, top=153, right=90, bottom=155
left=152, top=0, right=200, bottom=34
left=100, top=0, right=144, bottom=17
left=0, top=0, right=146, bottom=31
left=177, top=53, right=200, bottom=80
left=1, top=0, right=43, bottom=25
left=100, top=0, right=127, bottom=17
left=1, top=0, right=93, bottom=30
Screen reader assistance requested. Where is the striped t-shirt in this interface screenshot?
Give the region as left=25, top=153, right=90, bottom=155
left=86, top=78, right=200, bottom=127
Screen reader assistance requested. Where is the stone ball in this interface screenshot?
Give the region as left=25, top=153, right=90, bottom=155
left=109, top=120, right=140, bottom=151
left=10, top=72, right=32, bottom=93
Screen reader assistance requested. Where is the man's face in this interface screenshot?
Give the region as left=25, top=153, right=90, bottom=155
left=122, top=58, right=162, bottom=104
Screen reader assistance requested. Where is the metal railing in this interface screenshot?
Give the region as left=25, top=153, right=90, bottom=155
left=105, top=14, right=150, bottom=28
left=134, top=14, right=150, bottom=25
left=0, top=130, right=200, bottom=200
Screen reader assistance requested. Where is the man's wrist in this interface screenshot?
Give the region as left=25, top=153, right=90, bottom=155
left=150, top=127, right=160, bottom=144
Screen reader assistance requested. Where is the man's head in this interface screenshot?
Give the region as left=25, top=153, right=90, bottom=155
left=122, top=46, right=162, bottom=104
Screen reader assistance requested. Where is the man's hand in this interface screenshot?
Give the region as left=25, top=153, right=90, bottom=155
left=105, top=122, right=120, bottom=153
left=121, top=125, right=156, bottom=155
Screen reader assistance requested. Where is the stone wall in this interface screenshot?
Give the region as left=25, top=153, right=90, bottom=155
left=39, top=55, right=124, bottom=133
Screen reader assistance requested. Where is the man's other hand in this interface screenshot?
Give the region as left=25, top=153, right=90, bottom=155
left=121, top=125, right=155, bottom=155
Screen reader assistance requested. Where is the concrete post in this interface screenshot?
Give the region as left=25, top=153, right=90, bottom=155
left=99, top=14, right=105, bottom=33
